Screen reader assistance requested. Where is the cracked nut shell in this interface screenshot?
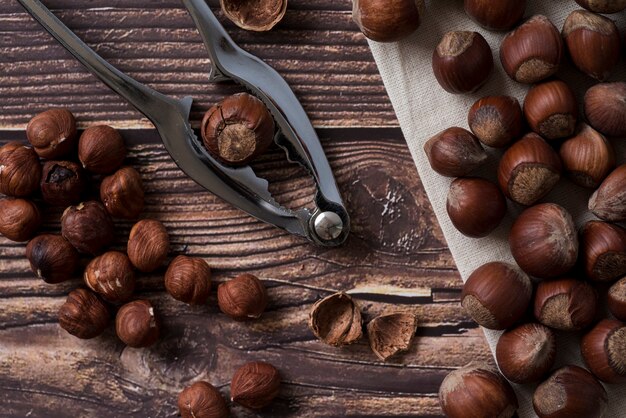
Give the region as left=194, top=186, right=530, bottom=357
left=524, top=80, right=578, bottom=140
left=0, top=142, right=42, bottom=197
left=352, top=0, right=425, bottom=42
left=165, top=255, right=212, bottom=305
left=581, top=220, right=626, bottom=282
left=424, top=127, right=487, bottom=177
left=84, top=251, right=135, bottom=303
left=115, top=299, right=160, bottom=347
left=41, top=160, right=87, bottom=206
left=584, top=82, right=626, bottom=137
left=534, top=278, right=597, bottom=331
left=464, top=0, right=525, bottom=31
left=231, top=361, right=280, bottom=409
left=127, top=219, right=169, bottom=272
left=218, top=273, right=267, bottom=321
left=468, top=95, right=523, bottom=148
left=26, top=234, right=79, bottom=284
left=26, top=108, right=77, bottom=159
left=100, top=166, right=144, bottom=219
left=609, top=277, right=626, bottom=321
left=78, top=125, right=126, bottom=174
left=221, top=0, right=287, bottom=32
left=589, top=164, right=626, bottom=222
left=309, top=292, right=363, bottom=346
left=178, top=381, right=228, bottom=418
left=58, top=288, right=110, bottom=339
left=61, top=201, right=115, bottom=255
left=367, top=312, right=418, bottom=361
left=581, top=319, right=626, bottom=383
left=0, top=198, right=41, bottom=242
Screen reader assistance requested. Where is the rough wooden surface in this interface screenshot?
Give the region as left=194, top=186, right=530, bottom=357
left=0, top=1, right=489, bottom=417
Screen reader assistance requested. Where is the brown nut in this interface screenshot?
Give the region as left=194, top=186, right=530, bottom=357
left=584, top=82, right=626, bottom=137
left=178, top=381, right=228, bottom=418
left=309, top=292, right=362, bottom=346
left=26, top=234, right=79, bottom=284
left=581, top=319, right=626, bottom=383
left=217, top=273, right=267, bottom=320
left=165, top=255, right=211, bottom=305
left=201, top=93, right=275, bottom=166
left=497, top=133, right=562, bottom=206
left=0, top=198, right=41, bottom=242
left=461, top=262, right=532, bottom=330
left=496, top=323, right=556, bottom=384
left=0, top=142, right=42, bottom=197
left=40, top=160, right=87, bottom=206
left=26, top=108, right=77, bottom=159
left=563, top=10, right=621, bottom=81
left=468, top=95, right=523, bottom=148
left=367, top=312, right=418, bottom=361
left=115, top=299, right=160, bottom=348
left=127, top=219, right=169, bottom=272
left=100, top=166, right=144, bottom=219
left=581, top=220, right=626, bottom=282
left=533, top=366, right=608, bottom=418
left=509, top=203, right=578, bottom=279
left=575, top=0, right=626, bottom=13
left=500, top=15, right=562, bottom=84
left=84, top=251, right=135, bottom=303
left=78, top=125, right=126, bottom=174
left=61, top=201, right=115, bottom=255
left=463, top=0, right=525, bottom=31
left=220, top=0, right=286, bottom=32
left=352, top=0, right=424, bottom=42
left=609, top=277, right=626, bottom=321
left=589, top=164, right=626, bottom=222
left=432, top=31, right=493, bottom=94
left=559, top=123, right=615, bottom=189
left=524, top=80, right=578, bottom=140
left=58, top=288, right=110, bottom=339
left=230, top=361, right=280, bottom=409
left=424, top=127, right=487, bottom=177
left=439, top=362, right=518, bottom=418
left=534, top=278, right=597, bottom=331
left=446, top=177, right=507, bottom=238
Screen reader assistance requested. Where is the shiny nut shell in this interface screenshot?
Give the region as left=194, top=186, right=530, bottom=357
left=26, top=234, right=79, bottom=284
left=424, top=127, right=487, bottom=177
left=0, top=198, right=41, bottom=242
left=534, top=278, right=597, bottom=331
left=589, top=164, right=626, bottom=222
left=78, top=125, right=126, bottom=174
left=584, top=82, right=626, bottom=137
left=217, top=273, right=267, bottom=321
left=230, top=361, right=280, bottom=409
left=165, top=255, right=212, bottom=305
left=581, top=319, right=626, bottom=383
left=61, top=201, right=115, bottom=255
left=58, top=288, right=110, bottom=339
left=0, top=142, right=42, bottom=197
left=575, top=0, right=626, bottom=13
left=468, top=95, right=523, bottom=148
left=115, top=299, right=159, bottom=348
left=464, top=0, right=526, bottom=31
left=26, top=108, right=77, bottom=159
left=352, top=0, right=424, bottom=42
left=127, top=219, right=169, bottom=272
left=581, top=221, right=626, bottom=282
left=84, top=251, right=135, bottom=303
left=100, top=166, right=144, bottom=219
left=178, top=381, right=228, bottom=418
left=524, top=80, right=578, bottom=140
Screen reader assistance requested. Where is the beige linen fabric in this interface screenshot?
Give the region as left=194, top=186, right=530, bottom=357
left=366, top=1, right=626, bottom=416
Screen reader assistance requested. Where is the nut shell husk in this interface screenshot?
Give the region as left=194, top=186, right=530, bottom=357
left=309, top=292, right=363, bottom=346
left=575, top=0, right=626, bottom=13
left=534, top=278, right=597, bottom=331
left=0, top=198, right=41, bottom=242
left=127, top=219, right=169, bottom=272
left=26, top=108, right=77, bottom=159
left=230, top=361, right=280, bottom=409
left=26, top=234, right=79, bottom=284
left=524, top=80, right=578, bottom=140
left=0, top=142, right=42, bottom=197
left=589, top=164, right=626, bottom=222
left=100, top=166, right=144, bottom=219
left=581, top=319, right=626, bottom=383
left=115, top=299, right=160, bottom=348
left=468, top=95, right=523, bottom=148
left=584, top=82, right=626, bottom=137
left=581, top=221, right=626, bottom=282
left=464, top=0, right=526, bottom=31
left=367, top=312, right=418, bottom=361
left=221, top=0, right=287, bottom=32
left=165, top=255, right=212, bottom=305
left=217, top=273, right=267, bottom=320
left=84, top=251, right=135, bottom=303
left=178, top=381, right=228, bottom=418
left=58, top=288, right=110, bottom=339
left=41, top=160, right=87, bottom=206
left=424, top=127, right=487, bottom=177
left=352, top=0, right=424, bottom=42
left=61, top=201, right=114, bottom=255
left=78, top=125, right=126, bottom=174
left=609, top=277, right=626, bottom=321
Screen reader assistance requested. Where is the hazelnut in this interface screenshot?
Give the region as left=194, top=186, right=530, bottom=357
left=584, top=82, right=626, bottom=137
left=230, top=361, right=280, bottom=409
left=581, top=319, right=626, bottom=383
left=589, top=164, right=626, bottom=222
left=467, top=95, right=523, bottom=148
left=534, top=278, right=597, bottom=331
left=609, top=277, right=626, bottom=321
left=221, top=0, right=286, bottom=32
left=500, top=15, right=562, bottom=84
left=439, top=362, right=518, bottom=418
left=509, top=203, right=578, bottom=279
left=497, top=133, right=562, bottom=206
left=524, top=80, right=578, bottom=140
left=367, top=312, right=418, bottom=361
left=563, top=10, right=621, bottom=81
left=575, top=0, right=626, bottom=13
left=58, top=288, right=110, bottom=339
left=533, top=366, right=608, bottom=418
left=0, top=142, right=42, bottom=197
left=495, top=323, right=556, bottom=384
left=424, top=127, right=487, bottom=177
left=581, top=220, right=626, bottom=282
left=100, top=166, right=144, bottom=219
left=559, top=123, right=615, bottom=189
left=61, top=201, right=115, bottom=255
left=84, top=251, right=135, bottom=303
left=201, top=93, right=275, bottom=166
left=165, top=256, right=211, bottom=305
left=463, top=0, right=525, bottom=31
left=178, top=381, right=228, bottom=418
left=432, top=31, right=493, bottom=94
left=26, top=234, right=79, bottom=284
left=308, top=292, right=363, bottom=346
left=217, top=273, right=267, bottom=321
left=446, top=177, right=507, bottom=238
left=40, top=160, right=87, bottom=206
left=78, top=125, right=126, bottom=174
left=352, top=0, right=424, bottom=42
left=0, top=198, right=41, bottom=242
left=461, top=262, right=532, bottom=330
left=127, top=219, right=169, bottom=272
left=115, top=299, right=160, bottom=348
left=26, top=108, right=77, bottom=159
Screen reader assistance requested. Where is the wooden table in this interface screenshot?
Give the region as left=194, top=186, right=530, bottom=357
left=0, top=1, right=491, bottom=416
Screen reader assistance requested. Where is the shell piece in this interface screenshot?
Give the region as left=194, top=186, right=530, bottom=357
left=367, top=312, right=418, bottom=361
left=309, top=292, right=363, bottom=346
left=220, top=0, right=287, bottom=32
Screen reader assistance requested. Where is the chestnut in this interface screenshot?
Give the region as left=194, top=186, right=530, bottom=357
left=609, top=277, right=626, bottom=321
left=463, top=0, right=525, bottom=31
left=496, top=323, right=556, bottom=384
left=575, top=0, right=626, bottom=13
left=309, top=292, right=363, bottom=346
left=0, top=142, right=42, bottom=197
left=559, top=123, right=615, bottom=189
left=584, top=82, right=626, bottom=137
left=500, top=15, right=562, bottom=84
left=497, top=133, right=562, bottom=206
left=424, top=127, right=487, bottom=177
left=61, top=201, right=115, bottom=255
left=524, top=80, right=578, bottom=140
left=230, top=361, right=280, bottom=409
left=164, top=255, right=212, bottom=305
left=217, top=273, right=267, bottom=321
left=352, top=0, right=424, bottom=43
left=100, top=166, right=144, bottom=219
left=439, top=362, right=518, bottom=418
left=467, top=95, right=523, bottom=148
left=220, top=0, right=286, bottom=32
left=178, top=381, right=228, bottom=418
left=446, top=177, right=507, bottom=238
left=581, top=319, right=626, bottom=383
left=509, top=203, right=578, bottom=279
left=589, top=164, right=626, bottom=222
left=581, top=221, right=626, bottom=282
left=367, top=312, right=418, bottom=361
left=461, top=262, right=532, bottom=330
left=127, top=219, right=169, bottom=272
left=115, top=299, right=160, bottom=348
left=0, top=198, right=41, bottom=242
left=432, top=31, right=493, bottom=94
left=26, top=234, right=79, bottom=284
left=84, top=251, right=135, bottom=303
left=533, top=366, right=608, bottom=418
left=534, top=278, right=597, bottom=331
left=563, top=10, right=621, bottom=81
left=26, top=108, right=77, bottom=159
left=58, top=288, right=110, bottom=339
left=78, top=125, right=126, bottom=174
left=40, top=160, right=87, bottom=206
